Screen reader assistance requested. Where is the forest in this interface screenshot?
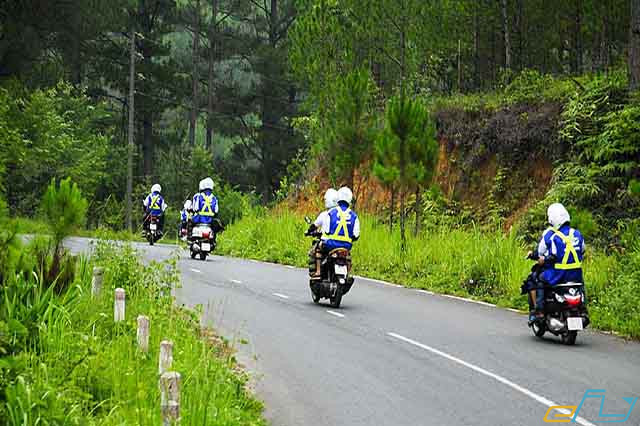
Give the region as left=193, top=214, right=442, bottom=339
left=0, top=0, right=637, bottom=230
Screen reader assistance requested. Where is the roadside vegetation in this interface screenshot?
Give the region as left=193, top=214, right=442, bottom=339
left=0, top=182, right=265, bottom=425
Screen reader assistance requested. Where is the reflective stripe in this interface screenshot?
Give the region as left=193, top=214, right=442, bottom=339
left=323, top=208, right=353, bottom=243
left=150, top=195, right=161, bottom=210
left=552, top=228, right=582, bottom=270
left=200, top=194, right=215, bottom=216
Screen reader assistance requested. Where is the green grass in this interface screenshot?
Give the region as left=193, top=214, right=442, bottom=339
left=0, top=241, right=265, bottom=425
left=218, top=210, right=639, bottom=339
left=12, top=216, right=180, bottom=245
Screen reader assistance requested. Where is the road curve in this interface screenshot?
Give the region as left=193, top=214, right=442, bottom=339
left=65, top=237, right=640, bottom=426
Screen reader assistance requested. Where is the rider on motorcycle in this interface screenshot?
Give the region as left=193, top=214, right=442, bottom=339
left=142, top=184, right=167, bottom=234
left=311, top=186, right=360, bottom=280
left=308, top=188, right=338, bottom=279
left=192, top=177, right=218, bottom=226
left=180, top=199, right=193, bottom=238
left=525, top=203, right=585, bottom=321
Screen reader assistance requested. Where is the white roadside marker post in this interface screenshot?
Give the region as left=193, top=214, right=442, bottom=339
left=137, top=315, right=150, bottom=353
left=160, top=371, right=181, bottom=425
left=91, top=266, right=104, bottom=297
left=159, top=340, right=173, bottom=374
left=114, top=288, right=125, bottom=322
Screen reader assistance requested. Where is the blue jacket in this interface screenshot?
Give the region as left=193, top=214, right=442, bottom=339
left=192, top=190, right=219, bottom=224
left=322, top=203, right=359, bottom=251
left=539, top=224, right=585, bottom=285
left=144, top=192, right=165, bottom=216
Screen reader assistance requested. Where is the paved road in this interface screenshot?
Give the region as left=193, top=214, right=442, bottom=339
left=66, top=238, right=640, bottom=426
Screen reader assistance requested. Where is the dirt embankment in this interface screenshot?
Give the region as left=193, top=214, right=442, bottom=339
left=293, top=102, right=566, bottom=226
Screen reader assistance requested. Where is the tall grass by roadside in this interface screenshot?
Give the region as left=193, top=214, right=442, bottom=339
left=218, top=209, right=639, bottom=339
left=0, top=240, right=265, bottom=425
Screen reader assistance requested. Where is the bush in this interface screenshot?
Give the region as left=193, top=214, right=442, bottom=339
left=41, top=178, right=88, bottom=248
left=0, top=241, right=266, bottom=424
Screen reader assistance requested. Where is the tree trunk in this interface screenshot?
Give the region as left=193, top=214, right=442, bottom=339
left=473, top=2, right=480, bottom=89
left=206, top=0, right=218, bottom=149
left=389, top=186, right=395, bottom=232
left=630, top=0, right=640, bottom=91
left=189, top=0, right=201, bottom=145
left=414, top=185, right=421, bottom=236
left=573, top=0, right=583, bottom=74
left=501, top=0, right=511, bottom=70
left=515, top=0, right=524, bottom=70
left=126, top=27, right=136, bottom=231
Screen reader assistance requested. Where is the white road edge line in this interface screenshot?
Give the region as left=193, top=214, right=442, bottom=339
left=190, top=268, right=202, bottom=274
left=272, top=293, right=290, bottom=299
left=326, top=310, right=345, bottom=318
left=416, top=289, right=434, bottom=295
left=285, top=265, right=295, bottom=269
left=507, top=308, right=524, bottom=313
left=441, top=294, right=496, bottom=307
left=231, top=279, right=242, bottom=284
left=386, top=332, right=595, bottom=426
left=354, top=275, right=403, bottom=288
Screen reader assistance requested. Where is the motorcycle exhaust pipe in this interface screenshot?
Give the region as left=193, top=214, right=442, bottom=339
left=549, top=318, right=565, bottom=332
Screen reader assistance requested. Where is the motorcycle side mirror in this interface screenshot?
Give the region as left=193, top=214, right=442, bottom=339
left=304, top=216, right=312, bottom=224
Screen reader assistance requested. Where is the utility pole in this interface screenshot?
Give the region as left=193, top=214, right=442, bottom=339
left=189, top=0, right=201, bottom=145
left=126, top=27, right=136, bottom=231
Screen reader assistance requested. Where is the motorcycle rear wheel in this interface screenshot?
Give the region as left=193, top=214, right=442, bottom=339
left=561, top=330, right=577, bottom=345
left=311, top=290, right=320, bottom=304
left=199, top=252, right=207, bottom=261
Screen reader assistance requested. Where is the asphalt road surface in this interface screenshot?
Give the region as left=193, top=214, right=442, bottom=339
left=65, top=237, right=640, bottom=426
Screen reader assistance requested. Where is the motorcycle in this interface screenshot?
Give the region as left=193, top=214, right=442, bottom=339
left=144, top=214, right=162, bottom=245
left=524, top=256, right=590, bottom=345
left=304, top=217, right=355, bottom=308
left=189, top=218, right=224, bottom=261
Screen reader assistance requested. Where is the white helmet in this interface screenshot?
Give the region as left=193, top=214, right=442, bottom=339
left=184, top=200, right=192, bottom=210
left=151, top=183, right=162, bottom=193
left=547, top=203, right=570, bottom=228
left=198, top=179, right=205, bottom=191
left=202, top=177, right=214, bottom=191
left=336, top=186, right=353, bottom=205
left=324, top=188, right=338, bottom=209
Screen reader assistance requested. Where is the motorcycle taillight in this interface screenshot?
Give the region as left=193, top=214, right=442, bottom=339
left=565, top=295, right=582, bottom=306
left=202, top=231, right=210, bottom=239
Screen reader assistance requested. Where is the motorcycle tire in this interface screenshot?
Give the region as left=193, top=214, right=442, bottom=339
left=199, top=252, right=207, bottom=261
left=311, top=289, right=320, bottom=304
left=330, top=286, right=343, bottom=308
left=190, top=250, right=197, bottom=259
left=531, top=321, right=546, bottom=338
left=561, top=330, right=577, bottom=346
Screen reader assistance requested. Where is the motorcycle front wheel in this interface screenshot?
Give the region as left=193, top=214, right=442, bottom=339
left=330, top=286, right=343, bottom=308
left=531, top=321, right=546, bottom=338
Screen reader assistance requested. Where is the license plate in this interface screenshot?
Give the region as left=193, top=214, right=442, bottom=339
left=150, top=223, right=157, bottom=230
left=567, top=317, right=583, bottom=331
left=201, top=243, right=211, bottom=252
left=334, top=265, right=348, bottom=275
